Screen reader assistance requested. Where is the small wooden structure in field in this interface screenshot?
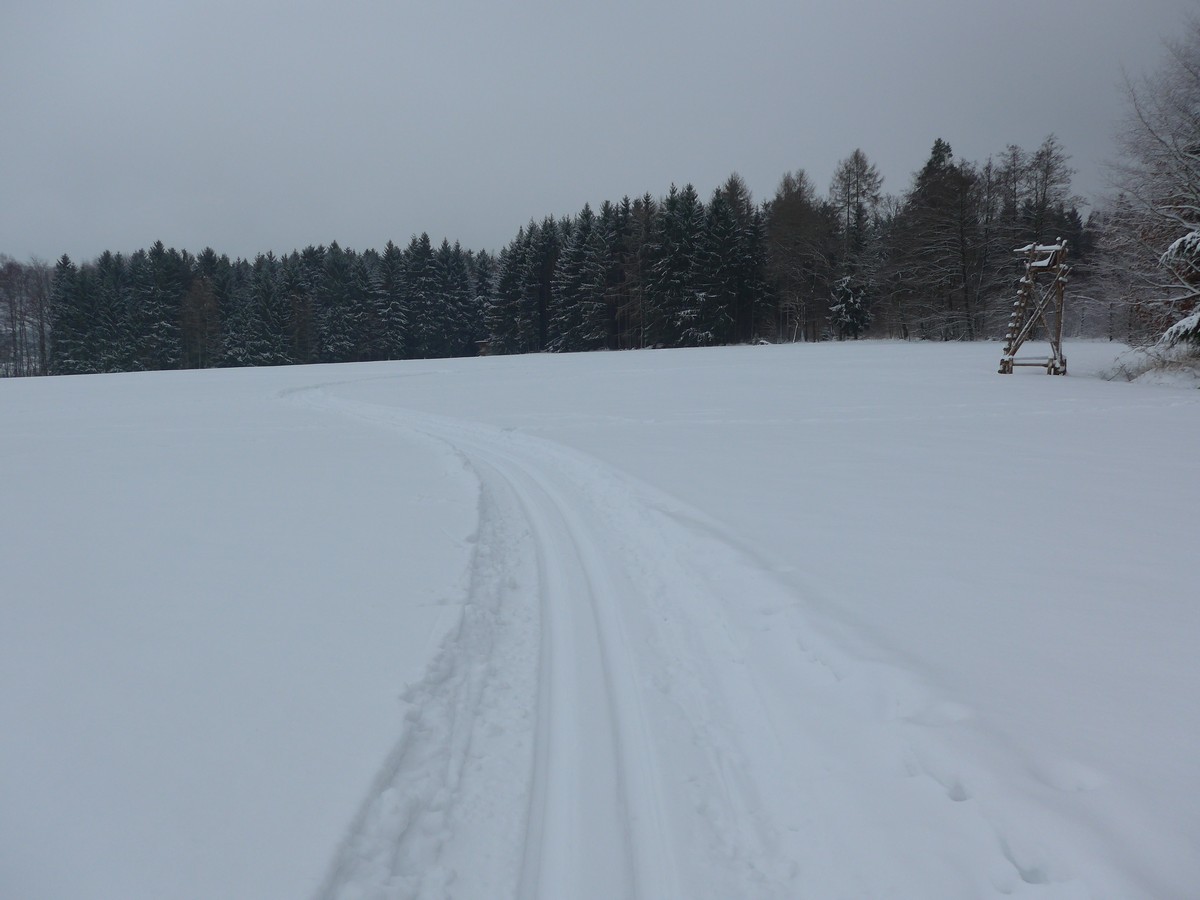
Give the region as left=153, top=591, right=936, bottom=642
left=999, top=241, right=1068, bottom=375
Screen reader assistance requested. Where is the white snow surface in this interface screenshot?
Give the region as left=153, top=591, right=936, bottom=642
left=2, top=341, right=1197, bottom=899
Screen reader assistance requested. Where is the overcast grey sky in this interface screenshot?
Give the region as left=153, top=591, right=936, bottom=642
left=1, top=0, right=1195, bottom=262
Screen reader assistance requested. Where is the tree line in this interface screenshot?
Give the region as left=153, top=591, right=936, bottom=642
left=44, top=236, right=488, bottom=374
left=2, top=134, right=1095, bottom=377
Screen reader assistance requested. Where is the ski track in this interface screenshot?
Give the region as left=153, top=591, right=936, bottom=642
left=295, top=383, right=1132, bottom=900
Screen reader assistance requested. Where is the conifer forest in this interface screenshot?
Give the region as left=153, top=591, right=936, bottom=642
left=0, top=134, right=1157, bottom=377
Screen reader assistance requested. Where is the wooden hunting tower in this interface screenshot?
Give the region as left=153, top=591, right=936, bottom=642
left=999, top=241, right=1068, bottom=375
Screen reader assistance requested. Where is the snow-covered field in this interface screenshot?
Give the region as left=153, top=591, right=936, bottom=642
left=2, top=341, right=1197, bottom=899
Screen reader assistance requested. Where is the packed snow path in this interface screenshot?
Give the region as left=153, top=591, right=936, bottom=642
left=301, top=387, right=1144, bottom=899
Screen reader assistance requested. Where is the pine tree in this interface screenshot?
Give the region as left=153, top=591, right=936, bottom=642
left=125, top=242, right=183, bottom=370
left=288, top=246, right=325, bottom=364
left=830, top=276, right=872, bottom=338
left=694, top=192, right=738, bottom=345
left=741, top=208, right=772, bottom=340
left=884, top=140, right=987, bottom=339
left=229, top=253, right=271, bottom=367
left=48, top=254, right=96, bottom=374
left=489, top=228, right=530, bottom=355
left=467, top=248, right=495, bottom=355
left=180, top=258, right=220, bottom=369
left=715, top=174, right=768, bottom=342
left=550, top=204, right=609, bottom=352
left=256, top=252, right=293, bottom=364
left=93, top=250, right=132, bottom=371
left=525, top=217, right=562, bottom=351
left=614, top=194, right=659, bottom=349
left=220, top=256, right=271, bottom=367
left=189, top=248, right=233, bottom=368
left=435, top=238, right=474, bottom=357
left=317, top=242, right=357, bottom=363
left=377, top=241, right=408, bottom=359
left=647, top=184, right=705, bottom=346
left=595, top=199, right=630, bottom=350
left=404, top=233, right=439, bottom=358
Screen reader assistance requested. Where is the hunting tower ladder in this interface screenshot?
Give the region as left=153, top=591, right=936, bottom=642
left=999, top=241, right=1068, bottom=375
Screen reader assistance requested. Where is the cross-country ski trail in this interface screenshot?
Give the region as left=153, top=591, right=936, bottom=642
left=298, top=385, right=1138, bottom=899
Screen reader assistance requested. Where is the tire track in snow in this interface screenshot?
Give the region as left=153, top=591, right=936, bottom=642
left=310, top=447, right=542, bottom=900
left=490, top=442, right=678, bottom=900
left=296, top=383, right=1132, bottom=899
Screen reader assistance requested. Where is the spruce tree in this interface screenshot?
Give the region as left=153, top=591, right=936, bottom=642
left=621, top=194, right=659, bottom=348
left=595, top=200, right=629, bottom=350
left=317, top=242, right=357, bottom=363
left=436, top=239, right=476, bottom=357
left=403, top=233, right=439, bottom=358
left=220, top=257, right=271, bottom=367
left=694, top=192, right=738, bottom=345
left=489, top=229, right=530, bottom=355
left=885, top=140, right=987, bottom=339
left=550, top=204, right=609, bottom=352
left=378, top=240, right=408, bottom=359
left=714, top=174, right=767, bottom=342
left=289, top=246, right=325, bottom=364
left=125, top=242, right=183, bottom=370
left=352, top=250, right=385, bottom=361
left=648, top=184, right=705, bottom=346
left=830, top=276, right=872, bottom=338
left=48, top=254, right=94, bottom=374
left=524, top=217, right=562, bottom=351
left=467, top=248, right=496, bottom=355
left=93, top=250, right=132, bottom=371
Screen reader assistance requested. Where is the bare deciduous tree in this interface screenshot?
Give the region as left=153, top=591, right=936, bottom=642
left=0, top=256, right=52, bottom=376
left=1105, top=16, right=1200, bottom=347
